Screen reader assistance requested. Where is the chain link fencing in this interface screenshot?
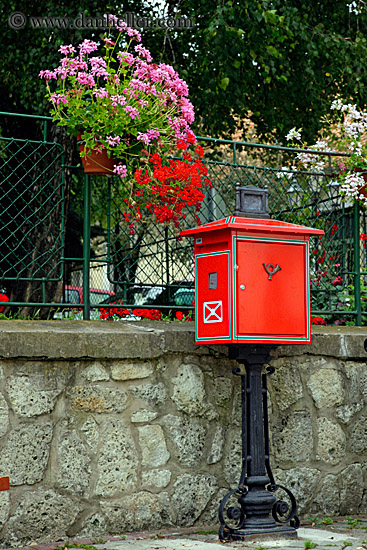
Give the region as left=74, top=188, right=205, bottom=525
left=0, top=113, right=365, bottom=323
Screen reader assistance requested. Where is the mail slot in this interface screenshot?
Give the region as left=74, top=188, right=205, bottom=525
left=181, top=215, right=324, bottom=345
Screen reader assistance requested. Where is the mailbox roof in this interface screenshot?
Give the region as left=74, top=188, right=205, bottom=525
left=181, top=216, right=324, bottom=237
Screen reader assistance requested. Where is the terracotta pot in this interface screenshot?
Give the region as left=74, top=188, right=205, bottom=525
left=77, top=134, right=115, bottom=176
left=354, top=167, right=367, bottom=198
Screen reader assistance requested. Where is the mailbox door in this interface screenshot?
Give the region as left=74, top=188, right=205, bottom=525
left=234, top=237, right=310, bottom=342
left=195, top=251, right=231, bottom=342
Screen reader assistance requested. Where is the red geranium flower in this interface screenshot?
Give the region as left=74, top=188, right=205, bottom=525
left=311, top=316, right=327, bottom=326
left=0, top=294, right=9, bottom=313
left=330, top=224, right=339, bottom=235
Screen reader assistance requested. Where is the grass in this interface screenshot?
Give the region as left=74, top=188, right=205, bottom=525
left=54, top=540, right=107, bottom=550
left=309, top=516, right=334, bottom=526
left=304, top=542, right=317, bottom=549
left=346, top=516, right=364, bottom=529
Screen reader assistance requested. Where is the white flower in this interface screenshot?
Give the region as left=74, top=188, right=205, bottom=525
left=276, top=166, right=297, bottom=180
left=331, top=98, right=344, bottom=111
left=286, top=127, right=302, bottom=141
left=340, top=173, right=365, bottom=202
left=347, top=1, right=359, bottom=14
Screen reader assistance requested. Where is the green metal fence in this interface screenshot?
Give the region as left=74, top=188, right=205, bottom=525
left=0, top=112, right=365, bottom=324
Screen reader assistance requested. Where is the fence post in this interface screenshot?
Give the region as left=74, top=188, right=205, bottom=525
left=353, top=201, right=362, bottom=325
left=83, top=174, right=91, bottom=320
left=164, top=226, right=170, bottom=287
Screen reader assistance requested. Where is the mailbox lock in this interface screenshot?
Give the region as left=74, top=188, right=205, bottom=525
left=240, top=284, right=246, bottom=290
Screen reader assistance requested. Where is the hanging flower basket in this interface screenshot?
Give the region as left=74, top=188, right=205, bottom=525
left=77, top=135, right=115, bottom=176
left=39, top=17, right=212, bottom=227
left=354, top=167, right=367, bottom=198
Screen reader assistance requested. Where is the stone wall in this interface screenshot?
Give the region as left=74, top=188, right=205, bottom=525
left=0, top=321, right=365, bottom=545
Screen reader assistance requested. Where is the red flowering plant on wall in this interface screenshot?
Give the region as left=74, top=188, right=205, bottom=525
left=39, top=15, right=212, bottom=225
left=122, top=137, right=211, bottom=230
left=310, top=229, right=367, bottom=325
left=0, top=294, right=9, bottom=314
left=98, top=302, right=193, bottom=322
left=310, top=219, right=345, bottom=325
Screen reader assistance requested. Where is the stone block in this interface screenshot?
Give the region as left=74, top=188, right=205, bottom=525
left=171, top=364, right=207, bottom=416
left=272, top=467, right=321, bottom=514
left=269, top=360, right=304, bottom=411
left=6, top=373, right=64, bottom=417
left=344, top=362, right=364, bottom=402
left=339, top=463, right=364, bottom=515
left=56, top=429, right=91, bottom=496
left=207, top=425, right=225, bottom=464
left=101, top=492, right=171, bottom=532
left=336, top=402, right=363, bottom=424
left=5, top=488, right=80, bottom=545
left=316, top=417, right=346, bottom=465
left=69, top=386, right=127, bottom=413
left=272, top=411, right=313, bottom=463
left=199, top=487, right=229, bottom=525
left=172, top=473, right=218, bottom=526
left=0, top=424, right=52, bottom=485
left=80, top=417, right=100, bottom=450
left=138, top=425, right=170, bottom=467
left=129, top=382, right=167, bottom=405
left=95, top=419, right=138, bottom=497
left=131, top=410, right=158, bottom=423
left=81, top=362, right=109, bottom=381
left=0, top=491, right=9, bottom=530
left=0, top=321, right=167, bottom=359
left=223, top=434, right=241, bottom=485
left=162, top=415, right=206, bottom=467
left=231, top=381, right=242, bottom=427
left=349, top=416, right=367, bottom=453
left=212, top=377, right=232, bottom=408
left=278, top=328, right=367, bottom=359
left=111, top=361, right=153, bottom=380
left=163, top=325, right=198, bottom=354
left=307, top=365, right=344, bottom=408
left=141, top=469, right=171, bottom=489
left=79, top=513, right=108, bottom=538
left=0, top=394, right=9, bottom=437
left=310, top=474, right=340, bottom=515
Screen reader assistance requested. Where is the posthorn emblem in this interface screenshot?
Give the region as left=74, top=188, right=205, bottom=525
left=263, top=263, right=282, bottom=280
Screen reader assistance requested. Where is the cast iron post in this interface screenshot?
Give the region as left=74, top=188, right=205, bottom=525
left=218, top=344, right=299, bottom=541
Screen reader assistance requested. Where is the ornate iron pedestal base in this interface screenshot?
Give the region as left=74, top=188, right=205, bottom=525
left=218, top=344, right=299, bottom=542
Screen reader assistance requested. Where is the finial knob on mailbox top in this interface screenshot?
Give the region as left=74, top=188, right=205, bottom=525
left=180, top=185, right=324, bottom=346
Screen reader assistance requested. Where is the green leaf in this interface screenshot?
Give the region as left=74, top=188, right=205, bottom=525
left=219, top=77, right=230, bottom=90
left=266, top=45, right=280, bottom=58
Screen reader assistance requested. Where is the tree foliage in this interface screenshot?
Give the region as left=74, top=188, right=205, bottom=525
left=151, top=1, right=367, bottom=142
left=1, top=1, right=367, bottom=141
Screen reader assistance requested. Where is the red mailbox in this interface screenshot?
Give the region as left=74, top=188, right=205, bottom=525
left=181, top=187, right=325, bottom=541
left=181, top=215, right=324, bottom=345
